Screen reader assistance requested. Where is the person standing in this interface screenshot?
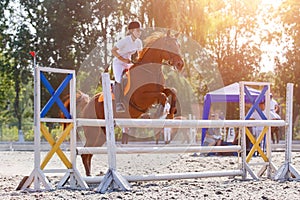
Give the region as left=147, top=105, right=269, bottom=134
left=249, top=99, right=282, bottom=149
left=270, top=97, right=281, bottom=143
left=162, top=101, right=171, bottom=144
left=121, top=127, right=129, bottom=144
left=250, top=100, right=281, bottom=136
left=270, top=97, right=281, bottom=119
left=111, top=21, right=143, bottom=112
left=164, top=127, right=172, bottom=144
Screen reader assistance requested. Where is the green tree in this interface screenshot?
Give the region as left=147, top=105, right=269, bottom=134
left=20, top=0, right=133, bottom=116
left=274, top=0, right=300, bottom=119
left=140, top=0, right=266, bottom=120
left=0, top=1, right=34, bottom=141
left=0, top=1, right=11, bottom=116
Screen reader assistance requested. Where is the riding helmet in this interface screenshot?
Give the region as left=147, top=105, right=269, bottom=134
left=128, top=21, right=141, bottom=30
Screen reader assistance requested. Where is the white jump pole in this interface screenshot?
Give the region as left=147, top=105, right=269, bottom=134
left=77, top=145, right=242, bottom=155
left=74, top=79, right=287, bottom=191
left=239, top=81, right=274, bottom=180
left=274, top=83, right=300, bottom=181
left=75, top=118, right=285, bottom=186
left=77, top=118, right=286, bottom=128
left=19, top=56, right=52, bottom=190
left=95, top=73, right=131, bottom=193
left=56, top=67, right=88, bottom=189
left=20, top=66, right=87, bottom=190
left=84, top=170, right=244, bottom=184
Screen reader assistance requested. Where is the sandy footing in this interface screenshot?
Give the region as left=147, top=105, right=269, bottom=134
left=1, top=150, right=300, bottom=199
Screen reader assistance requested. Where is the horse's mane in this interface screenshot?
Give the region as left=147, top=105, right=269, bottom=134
left=137, top=32, right=165, bottom=61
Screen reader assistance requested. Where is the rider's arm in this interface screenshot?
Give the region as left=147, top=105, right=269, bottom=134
left=111, top=46, right=131, bottom=64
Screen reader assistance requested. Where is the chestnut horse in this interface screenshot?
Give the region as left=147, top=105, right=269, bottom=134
left=81, top=31, right=184, bottom=176
left=60, top=90, right=90, bottom=129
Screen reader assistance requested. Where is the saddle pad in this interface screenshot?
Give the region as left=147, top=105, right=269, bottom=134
left=98, top=93, right=115, bottom=102
left=124, top=71, right=131, bottom=96
left=98, top=70, right=131, bottom=102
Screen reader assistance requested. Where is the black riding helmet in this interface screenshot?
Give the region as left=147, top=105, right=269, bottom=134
left=128, top=21, right=141, bottom=30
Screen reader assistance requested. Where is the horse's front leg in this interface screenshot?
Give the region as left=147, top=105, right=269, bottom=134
left=139, top=91, right=168, bottom=107
left=163, top=88, right=177, bottom=119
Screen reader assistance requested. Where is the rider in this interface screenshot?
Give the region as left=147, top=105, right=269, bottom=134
left=111, top=21, right=143, bottom=112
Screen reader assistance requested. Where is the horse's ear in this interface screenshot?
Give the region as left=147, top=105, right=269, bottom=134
left=174, top=32, right=180, bottom=39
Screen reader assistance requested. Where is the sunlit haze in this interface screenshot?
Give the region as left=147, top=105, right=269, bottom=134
left=259, top=0, right=284, bottom=72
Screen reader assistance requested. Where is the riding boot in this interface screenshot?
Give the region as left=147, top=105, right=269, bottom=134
left=115, top=83, right=125, bottom=112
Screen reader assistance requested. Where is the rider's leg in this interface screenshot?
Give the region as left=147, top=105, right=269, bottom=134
left=113, top=62, right=126, bottom=113
left=115, top=82, right=125, bottom=112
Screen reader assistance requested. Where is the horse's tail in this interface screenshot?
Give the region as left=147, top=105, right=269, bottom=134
left=60, top=97, right=71, bottom=130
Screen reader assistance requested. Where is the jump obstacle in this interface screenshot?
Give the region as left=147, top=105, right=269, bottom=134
left=19, top=65, right=87, bottom=190
left=18, top=66, right=299, bottom=193
left=274, top=83, right=300, bottom=181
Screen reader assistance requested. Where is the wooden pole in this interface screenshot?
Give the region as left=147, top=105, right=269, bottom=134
left=96, top=73, right=131, bottom=193
left=274, top=83, right=300, bottom=181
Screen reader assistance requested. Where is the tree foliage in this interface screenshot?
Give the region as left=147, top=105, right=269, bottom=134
left=140, top=0, right=267, bottom=120
left=1, top=1, right=34, bottom=136
left=19, top=0, right=133, bottom=117
left=1, top=0, right=300, bottom=139
left=273, top=0, right=300, bottom=120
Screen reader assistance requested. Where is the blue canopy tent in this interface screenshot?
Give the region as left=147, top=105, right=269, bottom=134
left=201, top=82, right=266, bottom=145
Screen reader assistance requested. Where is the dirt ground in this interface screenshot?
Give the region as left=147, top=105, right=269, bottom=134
left=1, top=150, right=300, bottom=199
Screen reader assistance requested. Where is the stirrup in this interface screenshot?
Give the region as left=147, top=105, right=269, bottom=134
left=116, top=103, right=126, bottom=112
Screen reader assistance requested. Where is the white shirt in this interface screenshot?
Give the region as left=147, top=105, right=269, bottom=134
left=270, top=99, right=279, bottom=112
left=114, top=35, right=143, bottom=61
left=250, top=109, right=280, bottom=137
left=250, top=109, right=280, bottom=120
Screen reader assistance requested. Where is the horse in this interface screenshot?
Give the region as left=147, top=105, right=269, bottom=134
left=60, top=90, right=90, bottom=129
left=81, top=31, right=184, bottom=176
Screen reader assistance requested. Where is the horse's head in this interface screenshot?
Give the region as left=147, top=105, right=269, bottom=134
left=154, top=31, right=184, bottom=71
left=139, top=31, right=184, bottom=71
left=162, top=31, right=184, bottom=71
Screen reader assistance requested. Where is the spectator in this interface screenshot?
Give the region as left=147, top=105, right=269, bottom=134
left=270, top=97, right=281, bottom=119
left=250, top=100, right=280, bottom=137
left=164, top=127, right=172, bottom=144
left=203, top=114, right=222, bottom=146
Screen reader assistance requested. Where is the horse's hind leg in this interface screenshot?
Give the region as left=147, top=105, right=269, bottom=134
left=275, top=127, right=280, bottom=143
left=155, top=130, right=161, bottom=144
left=81, top=154, right=93, bottom=176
